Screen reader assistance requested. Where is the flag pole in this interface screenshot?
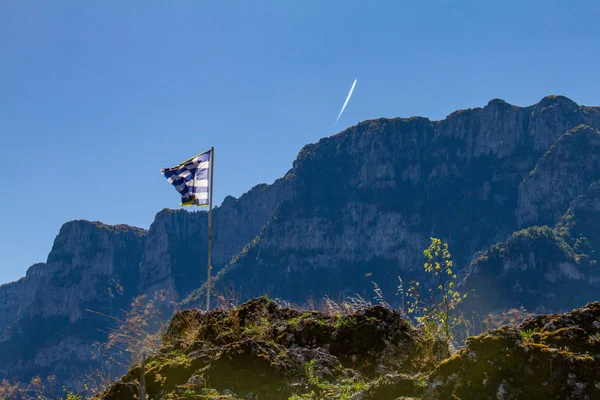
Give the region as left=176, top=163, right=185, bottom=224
left=206, top=147, right=214, bottom=312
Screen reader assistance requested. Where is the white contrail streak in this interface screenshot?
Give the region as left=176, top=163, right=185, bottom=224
left=334, top=79, right=357, bottom=127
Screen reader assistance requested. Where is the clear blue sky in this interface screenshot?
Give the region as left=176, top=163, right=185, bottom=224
left=1, top=1, right=599, bottom=285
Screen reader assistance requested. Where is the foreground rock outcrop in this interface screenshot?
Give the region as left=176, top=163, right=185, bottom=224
left=99, top=299, right=600, bottom=400
left=100, top=297, right=446, bottom=400
left=427, top=301, right=600, bottom=399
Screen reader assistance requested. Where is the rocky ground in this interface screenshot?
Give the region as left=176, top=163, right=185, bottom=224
left=97, top=298, right=600, bottom=400
left=427, top=302, right=600, bottom=399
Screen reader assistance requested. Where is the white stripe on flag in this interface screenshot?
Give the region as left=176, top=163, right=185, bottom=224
left=192, top=180, right=209, bottom=187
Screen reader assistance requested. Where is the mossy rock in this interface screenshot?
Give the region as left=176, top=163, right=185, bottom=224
left=100, top=298, right=437, bottom=400
left=100, top=300, right=600, bottom=400
left=425, top=302, right=600, bottom=399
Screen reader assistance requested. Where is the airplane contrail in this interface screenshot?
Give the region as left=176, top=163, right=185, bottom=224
left=334, top=79, right=357, bottom=127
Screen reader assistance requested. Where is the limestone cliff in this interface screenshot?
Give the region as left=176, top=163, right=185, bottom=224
left=0, top=181, right=289, bottom=385
left=208, top=96, right=600, bottom=305
left=138, top=179, right=291, bottom=298
left=0, top=221, right=146, bottom=384
left=517, top=125, right=600, bottom=228
left=465, top=174, right=600, bottom=314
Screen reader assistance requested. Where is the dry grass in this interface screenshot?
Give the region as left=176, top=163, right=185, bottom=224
left=476, top=306, right=537, bottom=333
left=87, top=289, right=174, bottom=368
left=79, top=367, right=114, bottom=398
left=0, top=379, right=21, bottom=399
left=0, top=375, right=62, bottom=400
left=321, top=294, right=372, bottom=317
left=213, top=285, right=241, bottom=311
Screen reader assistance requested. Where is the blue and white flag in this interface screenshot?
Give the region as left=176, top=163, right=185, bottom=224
left=161, top=149, right=212, bottom=206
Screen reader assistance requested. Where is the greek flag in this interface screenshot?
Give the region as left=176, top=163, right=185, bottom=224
left=161, top=149, right=212, bottom=206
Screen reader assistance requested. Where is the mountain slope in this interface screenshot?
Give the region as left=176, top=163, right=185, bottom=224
left=138, top=180, right=291, bottom=298
left=206, top=97, right=600, bottom=305
left=465, top=172, right=600, bottom=313
left=0, top=221, right=146, bottom=383
left=0, top=180, right=290, bottom=386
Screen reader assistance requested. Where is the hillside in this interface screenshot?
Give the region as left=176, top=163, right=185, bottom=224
left=465, top=175, right=600, bottom=314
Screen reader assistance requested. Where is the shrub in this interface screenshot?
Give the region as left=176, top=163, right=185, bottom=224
left=406, top=238, right=466, bottom=347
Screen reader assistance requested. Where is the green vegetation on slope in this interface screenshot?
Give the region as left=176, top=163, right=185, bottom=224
left=465, top=180, right=600, bottom=313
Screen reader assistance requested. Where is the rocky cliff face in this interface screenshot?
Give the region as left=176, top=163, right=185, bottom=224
left=138, top=180, right=291, bottom=298
left=465, top=174, right=600, bottom=314
left=0, top=182, right=289, bottom=385
left=209, top=96, right=600, bottom=305
left=0, top=264, right=42, bottom=337
left=0, top=221, right=146, bottom=384
left=516, top=125, right=600, bottom=228
left=2, top=95, right=600, bottom=388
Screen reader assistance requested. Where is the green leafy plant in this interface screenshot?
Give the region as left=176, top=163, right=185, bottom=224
left=407, top=237, right=467, bottom=346
left=290, top=360, right=368, bottom=400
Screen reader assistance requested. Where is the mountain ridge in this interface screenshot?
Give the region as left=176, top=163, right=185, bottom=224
left=2, top=94, right=600, bottom=387
left=201, top=97, right=600, bottom=305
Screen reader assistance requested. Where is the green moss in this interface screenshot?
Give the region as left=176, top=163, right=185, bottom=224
left=334, top=316, right=357, bottom=330
left=288, top=360, right=369, bottom=400
left=289, top=312, right=327, bottom=329
left=427, top=303, right=600, bottom=399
